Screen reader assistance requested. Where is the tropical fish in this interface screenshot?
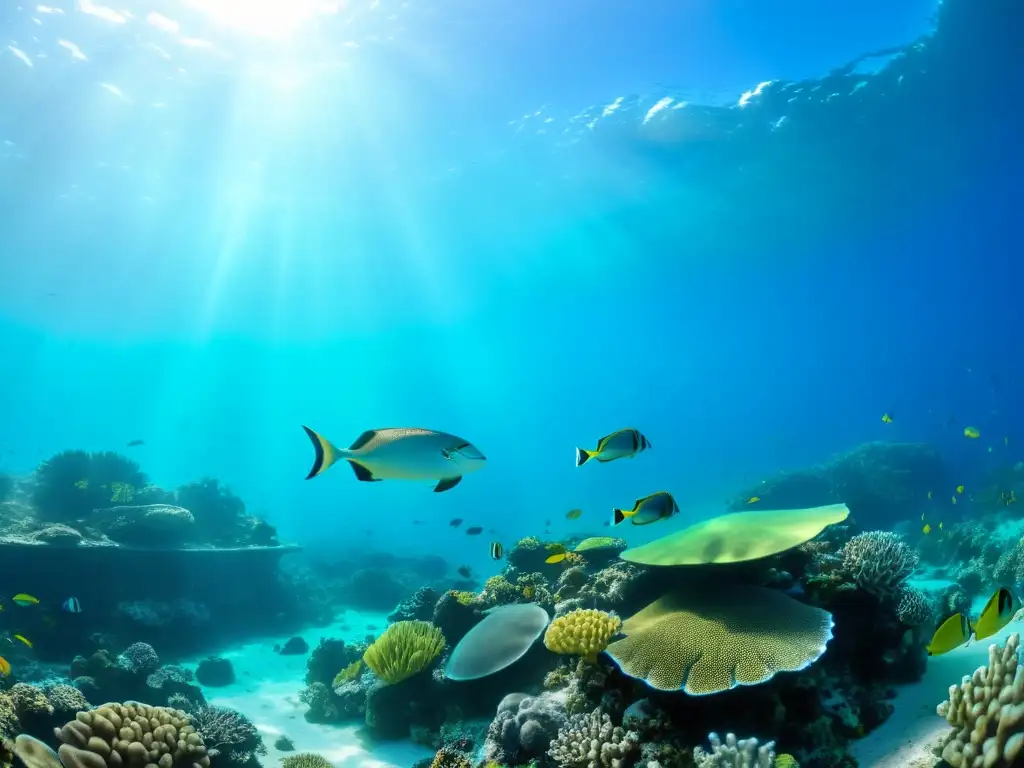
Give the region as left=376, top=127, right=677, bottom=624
left=457, top=566, right=472, bottom=578
left=922, top=523, right=931, bottom=535
left=565, top=508, right=583, bottom=520
left=1001, top=490, right=1018, bottom=506
left=575, top=428, right=651, bottom=467
left=301, top=425, right=486, bottom=493
left=881, top=413, right=893, bottom=424
left=12, top=594, right=38, bottom=607
left=927, top=612, right=972, bottom=656
left=13, top=634, right=31, bottom=649
left=545, top=544, right=568, bottom=564
left=973, top=587, right=1017, bottom=641
left=449, top=518, right=463, bottom=528
left=613, top=491, right=679, bottom=526
left=956, top=485, right=965, bottom=494
left=964, top=426, right=981, bottom=439
left=466, top=526, right=483, bottom=536
left=952, top=496, right=957, bottom=505
left=0, top=656, right=9, bottom=676
left=927, top=491, right=933, bottom=500
left=73, top=479, right=89, bottom=490
left=127, top=439, right=145, bottom=447
left=746, top=496, right=760, bottom=504
left=490, top=542, right=503, bottom=560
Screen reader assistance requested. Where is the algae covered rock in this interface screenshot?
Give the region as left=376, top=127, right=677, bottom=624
left=91, top=504, right=196, bottom=546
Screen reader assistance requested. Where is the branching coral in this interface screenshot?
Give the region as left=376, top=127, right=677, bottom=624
left=544, top=609, right=621, bottom=662
left=935, top=632, right=1024, bottom=767
left=836, top=531, right=918, bottom=599
left=188, top=705, right=266, bottom=763
left=53, top=702, right=210, bottom=768
left=693, top=732, right=776, bottom=767
left=280, top=754, right=333, bottom=768
left=894, top=587, right=934, bottom=627
left=362, top=620, right=446, bottom=685
left=548, top=708, right=638, bottom=767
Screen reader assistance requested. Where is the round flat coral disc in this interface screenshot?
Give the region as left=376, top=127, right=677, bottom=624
left=619, top=503, right=850, bottom=566
left=444, top=603, right=550, bottom=681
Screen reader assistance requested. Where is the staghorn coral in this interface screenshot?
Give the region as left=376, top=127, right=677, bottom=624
left=836, top=531, right=918, bottom=599
left=693, top=732, right=775, bottom=767
left=544, top=609, right=621, bottom=662
left=362, top=620, right=446, bottom=685
left=894, top=587, right=934, bottom=627
left=935, top=632, right=1024, bottom=767
left=187, top=705, right=266, bottom=763
left=548, top=708, right=638, bottom=767
left=53, top=702, right=210, bottom=768
left=280, top=754, right=333, bottom=768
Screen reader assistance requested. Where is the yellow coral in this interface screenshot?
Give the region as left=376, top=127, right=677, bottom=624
left=332, top=660, right=362, bottom=688
left=543, top=608, right=621, bottom=662
left=429, top=747, right=471, bottom=768
left=775, top=755, right=800, bottom=768
left=448, top=590, right=478, bottom=607
left=363, top=620, right=446, bottom=685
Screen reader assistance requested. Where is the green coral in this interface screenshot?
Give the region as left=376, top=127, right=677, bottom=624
left=482, top=573, right=554, bottom=609
left=332, top=660, right=362, bottom=687
left=448, top=590, right=480, bottom=607
left=362, top=620, right=446, bottom=685
left=281, top=753, right=333, bottom=768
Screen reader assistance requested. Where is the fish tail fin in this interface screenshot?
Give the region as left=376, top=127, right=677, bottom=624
left=575, top=448, right=593, bottom=467
left=302, top=425, right=348, bottom=480
left=613, top=508, right=626, bottom=526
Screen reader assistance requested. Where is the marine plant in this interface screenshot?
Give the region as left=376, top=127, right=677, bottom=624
left=362, top=620, right=446, bottom=685
left=32, top=449, right=149, bottom=521
left=332, top=660, right=362, bottom=687
left=543, top=609, right=621, bottom=662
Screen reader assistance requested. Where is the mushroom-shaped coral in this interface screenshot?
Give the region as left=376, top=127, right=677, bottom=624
left=53, top=702, right=210, bottom=768
left=362, top=620, right=446, bottom=685
left=548, top=708, right=638, bottom=767
left=544, top=609, right=621, bottom=662
left=692, top=732, right=775, bottom=767
left=605, top=585, right=833, bottom=695
left=935, top=632, right=1024, bottom=767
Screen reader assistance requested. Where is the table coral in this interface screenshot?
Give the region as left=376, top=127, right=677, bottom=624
left=836, top=531, right=918, bottom=599
left=935, top=632, right=1024, bottom=767
left=548, top=708, right=638, bottom=767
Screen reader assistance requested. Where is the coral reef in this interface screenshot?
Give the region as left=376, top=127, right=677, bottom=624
left=186, top=704, right=266, bottom=764
left=483, top=693, right=568, bottom=765
left=543, top=609, right=621, bottom=662
left=835, top=532, right=918, bottom=599
left=32, top=450, right=150, bottom=522
left=363, top=621, right=446, bottom=685
left=388, top=587, right=441, bottom=624
left=548, top=707, right=639, bottom=767
left=693, top=732, right=775, bottom=767
left=280, top=754, right=332, bottom=768
left=935, top=632, right=1024, bottom=766
left=277, top=637, right=309, bottom=656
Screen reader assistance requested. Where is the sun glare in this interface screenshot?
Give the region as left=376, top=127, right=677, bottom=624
left=183, top=0, right=341, bottom=38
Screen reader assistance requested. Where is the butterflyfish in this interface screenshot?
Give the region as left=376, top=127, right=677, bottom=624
left=956, top=485, right=964, bottom=494
left=13, top=634, right=31, bottom=649
left=12, top=594, right=38, bottom=607
left=301, top=425, right=486, bottom=493
left=490, top=542, right=503, bottom=560
left=881, top=413, right=893, bottom=424
left=964, top=426, right=981, bottom=439
left=922, top=523, right=931, bottom=535
left=545, top=544, right=568, bottom=564
left=973, top=587, right=1017, bottom=641
left=466, top=526, right=483, bottom=536
left=927, top=612, right=972, bottom=656
left=575, top=428, right=651, bottom=467
left=565, top=508, right=583, bottom=520
left=746, top=496, right=760, bottom=504
left=0, top=656, right=9, bottom=676
left=612, top=491, right=679, bottom=526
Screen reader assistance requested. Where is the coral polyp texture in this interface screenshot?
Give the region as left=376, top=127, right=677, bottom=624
left=547, top=707, right=638, bottom=767
left=362, top=620, right=446, bottom=684
left=53, top=702, right=210, bottom=768
left=543, top=609, right=621, bottom=661
left=692, top=731, right=776, bottom=767
left=836, top=530, right=918, bottom=599
left=935, top=632, right=1024, bottom=767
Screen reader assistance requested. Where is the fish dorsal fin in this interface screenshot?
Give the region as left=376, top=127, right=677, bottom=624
left=349, top=430, right=379, bottom=451
left=596, top=429, right=625, bottom=450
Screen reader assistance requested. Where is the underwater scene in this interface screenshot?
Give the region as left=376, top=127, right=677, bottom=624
left=1, top=0, right=1023, bottom=766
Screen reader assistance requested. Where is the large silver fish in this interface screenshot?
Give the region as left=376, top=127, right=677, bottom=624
left=302, top=425, right=486, bottom=492
left=575, top=428, right=651, bottom=467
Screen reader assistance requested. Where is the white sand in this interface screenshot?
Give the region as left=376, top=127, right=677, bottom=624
left=187, top=609, right=432, bottom=768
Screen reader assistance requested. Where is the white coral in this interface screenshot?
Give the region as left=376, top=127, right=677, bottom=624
left=693, top=732, right=775, bottom=768
left=935, top=632, right=1024, bottom=767
left=548, top=707, right=638, bottom=768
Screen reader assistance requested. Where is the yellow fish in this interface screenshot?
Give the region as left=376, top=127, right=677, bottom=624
left=881, top=413, right=893, bottom=424
left=964, top=426, right=981, bottom=439
left=974, top=587, right=1017, bottom=641
left=922, top=523, right=931, bottom=535
left=575, top=428, right=651, bottom=467
left=565, top=508, right=583, bottom=520
left=545, top=544, right=568, bottom=564
left=0, top=656, right=9, bottom=676
left=956, top=485, right=964, bottom=494
left=746, top=496, right=760, bottom=504
left=12, top=594, right=39, bottom=607
left=927, top=612, right=972, bottom=656
left=613, top=491, right=679, bottom=526
left=13, top=634, right=31, bottom=649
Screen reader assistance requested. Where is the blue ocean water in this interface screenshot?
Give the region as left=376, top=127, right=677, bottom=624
left=0, top=0, right=1020, bottom=583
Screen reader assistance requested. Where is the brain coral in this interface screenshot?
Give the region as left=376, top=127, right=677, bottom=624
left=936, top=632, right=1024, bottom=767
left=837, top=531, right=918, bottom=599
left=53, top=702, right=210, bottom=768
left=605, top=585, right=833, bottom=696
left=544, top=609, right=621, bottom=662
left=362, top=620, right=446, bottom=685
